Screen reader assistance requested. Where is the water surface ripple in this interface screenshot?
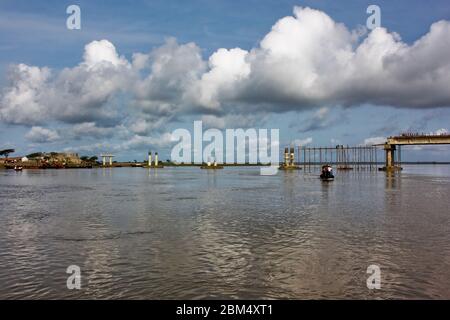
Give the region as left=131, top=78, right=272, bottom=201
left=0, top=165, right=449, bottom=299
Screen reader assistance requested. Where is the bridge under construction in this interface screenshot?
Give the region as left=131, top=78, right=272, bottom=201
left=381, top=133, right=450, bottom=170
left=297, top=133, right=450, bottom=171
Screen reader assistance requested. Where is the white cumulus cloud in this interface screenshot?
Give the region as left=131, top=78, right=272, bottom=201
left=292, top=137, right=313, bottom=146
left=1, top=6, right=450, bottom=149
left=363, top=136, right=386, bottom=145
left=434, top=128, right=449, bottom=135
left=1, top=39, right=132, bottom=126
left=25, top=126, right=60, bottom=143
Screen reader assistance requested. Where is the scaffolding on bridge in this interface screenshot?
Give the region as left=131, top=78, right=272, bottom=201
left=298, top=145, right=392, bottom=172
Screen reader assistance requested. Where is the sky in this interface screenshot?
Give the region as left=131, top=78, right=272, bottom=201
left=0, top=0, right=450, bottom=162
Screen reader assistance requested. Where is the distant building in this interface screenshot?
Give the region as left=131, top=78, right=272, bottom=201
left=46, top=152, right=81, bottom=165
left=26, top=152, right=82, bottom=165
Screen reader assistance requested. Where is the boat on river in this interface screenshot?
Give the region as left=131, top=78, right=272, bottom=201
left=320, top=165, right=334, bottom=181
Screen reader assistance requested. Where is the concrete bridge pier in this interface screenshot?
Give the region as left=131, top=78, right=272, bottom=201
left=100, top=154, right=114, bottom=167
left=380, top=144, right=402, bottom=171
left=146, top=151, right=164, bottom=168
left=385, top=144, right=395, bottom=168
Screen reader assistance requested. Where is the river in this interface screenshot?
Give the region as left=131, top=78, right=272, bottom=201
left=0, top=165, right=449, bottom=299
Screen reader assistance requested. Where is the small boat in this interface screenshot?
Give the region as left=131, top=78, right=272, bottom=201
left=320, top=165, right=334, bottom=181
left=14, top=166, right=23, bottom=171
left=200, top=161, right=223, bottom=169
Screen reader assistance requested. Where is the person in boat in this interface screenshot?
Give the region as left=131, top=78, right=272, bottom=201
left=320, top=164, right=334, bottom=179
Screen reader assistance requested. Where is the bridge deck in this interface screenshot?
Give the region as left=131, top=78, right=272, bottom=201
left=387, top=134, right=450, bottom=145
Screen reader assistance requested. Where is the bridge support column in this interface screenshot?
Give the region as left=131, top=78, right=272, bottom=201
left=100, top=154, right=114, bottom=167
left=380, top=143, right=402, bottom=171
left=386, top=144, right=395, bottom=168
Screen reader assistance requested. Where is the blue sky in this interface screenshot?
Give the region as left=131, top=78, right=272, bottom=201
left=1, top=0, right=450, bottom=161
